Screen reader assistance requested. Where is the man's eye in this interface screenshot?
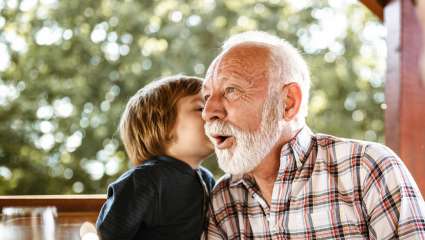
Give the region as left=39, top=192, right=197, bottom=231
left=225, top=87, right=236, bottom=94
left=224, top=87, right=240, bottom=100
left=203, top=94, right=210, bottom=101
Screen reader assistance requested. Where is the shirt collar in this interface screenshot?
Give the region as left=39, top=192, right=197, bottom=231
left=144, top=155, right=196, bottom=176
left=229, top=126, right=315, bottom=187
left=280, top=126, right=314, bottom=170
left=229, top=173, right=255, bottom=188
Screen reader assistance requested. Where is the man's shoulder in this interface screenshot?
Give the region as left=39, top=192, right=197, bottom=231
left=314, top=132, right=396, bottom=163
left=360, top=141, right=403, bottom=171
left=315, top=132, right=370, bottom=149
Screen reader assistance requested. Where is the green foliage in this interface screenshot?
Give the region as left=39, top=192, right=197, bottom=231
left=0, top=0, right=385, bottom=194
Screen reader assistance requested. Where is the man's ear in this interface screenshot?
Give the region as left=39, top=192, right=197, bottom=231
left=281, top=82, right=302, bottom=121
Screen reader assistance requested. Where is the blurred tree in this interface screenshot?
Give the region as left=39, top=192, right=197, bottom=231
left=0, top=0, right=385, bottom=194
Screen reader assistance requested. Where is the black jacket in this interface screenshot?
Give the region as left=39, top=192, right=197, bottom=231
left=96, top=156, right=215, bottom=240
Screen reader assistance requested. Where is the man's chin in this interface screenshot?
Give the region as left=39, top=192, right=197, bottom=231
left=219, top=162, right=258, bottom=175
left=217, top=151, right=262, bottom=175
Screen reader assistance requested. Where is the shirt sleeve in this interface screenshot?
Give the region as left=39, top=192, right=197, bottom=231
left=96, top=169, right=157, bottom=240
left=361, top=143, right=425, bottom=240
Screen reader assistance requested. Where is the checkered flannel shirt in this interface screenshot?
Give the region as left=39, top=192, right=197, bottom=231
left=203, top=126, right=425, bottom=239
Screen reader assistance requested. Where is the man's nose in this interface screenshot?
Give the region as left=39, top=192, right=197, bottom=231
left=202, top=95, right=225, bottom=121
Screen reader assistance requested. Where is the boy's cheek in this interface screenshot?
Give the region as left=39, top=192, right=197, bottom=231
left=206, top=139, right=215, bottom=151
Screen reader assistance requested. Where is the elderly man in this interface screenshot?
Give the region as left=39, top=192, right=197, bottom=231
left=202, top=31, right=425, bottom=239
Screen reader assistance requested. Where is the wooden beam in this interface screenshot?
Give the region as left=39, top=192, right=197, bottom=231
left=384, top=0, right=425, bottom=195
left=360, top=0, right=386, bottom=20
left=384, top=0, right=401, bottom=154
left=0, top=195, right=106, bottom=212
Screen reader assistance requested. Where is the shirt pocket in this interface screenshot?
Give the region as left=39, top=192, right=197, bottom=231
left=286, top=205, right=362, bottom=237
left=312, top=205, right=362, bottom=228
left=286, top=208, right=332, bottom=233
left=309, top=208, right=332, bottom=230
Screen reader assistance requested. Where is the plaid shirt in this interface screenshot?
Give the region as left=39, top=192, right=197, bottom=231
left=204, top=126, right=425, bottom=239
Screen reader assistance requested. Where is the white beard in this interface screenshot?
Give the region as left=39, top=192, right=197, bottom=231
left=205, top=93, right=283, bottom=175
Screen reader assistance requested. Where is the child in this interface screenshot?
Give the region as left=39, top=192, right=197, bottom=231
left=96, top=75, right=215, bottom=240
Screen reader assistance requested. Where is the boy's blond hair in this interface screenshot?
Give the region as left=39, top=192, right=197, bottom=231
left=119, top=75, right=203, bottom=165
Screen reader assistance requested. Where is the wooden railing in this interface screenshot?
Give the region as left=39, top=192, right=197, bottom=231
left=0, top=195, right=106, bottom=225
left=0, top=195, right=107, bottom=239
left=0, top=195, right=106, bottom=213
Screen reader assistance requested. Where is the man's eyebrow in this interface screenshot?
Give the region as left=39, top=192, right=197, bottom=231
left=218, top=76, right=230, bottom=82
left=222, top=74, right=254, bottom=86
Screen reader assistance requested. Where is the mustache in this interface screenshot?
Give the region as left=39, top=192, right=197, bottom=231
left=204, top=120, right=239, bottom=136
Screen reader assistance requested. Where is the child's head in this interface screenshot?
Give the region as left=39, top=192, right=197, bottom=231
left=119, top=75, right=213, bottom=166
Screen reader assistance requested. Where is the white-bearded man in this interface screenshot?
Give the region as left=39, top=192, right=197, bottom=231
left=202, top=31, right=425, bottom=239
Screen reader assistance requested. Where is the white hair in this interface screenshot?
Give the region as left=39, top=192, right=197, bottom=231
left=221, top=31, right=310, bottom=121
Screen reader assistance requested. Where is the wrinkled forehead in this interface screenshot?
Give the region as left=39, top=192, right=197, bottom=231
left=204, top=44, right=273, bottom=89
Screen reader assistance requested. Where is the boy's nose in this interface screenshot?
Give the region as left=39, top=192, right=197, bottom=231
left=202, top=95, right=225, bottom=122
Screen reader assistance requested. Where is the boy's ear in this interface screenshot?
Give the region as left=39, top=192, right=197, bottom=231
left=281, top=82, right=302, bottom=121
left=164, top=133, right=175, bottom=157
left=166, top=132, right=176, bottom=144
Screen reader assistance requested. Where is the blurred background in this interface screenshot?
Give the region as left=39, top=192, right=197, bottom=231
left=0, top=0, right=386, bottom=194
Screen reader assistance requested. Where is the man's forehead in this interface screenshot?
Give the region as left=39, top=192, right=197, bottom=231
left=203, top=75, right=231, bottom=87
left=223, top=43, right=272, bottom=59
left=202, top=71, right=268, bottom=95
left=202, top=44, right=272, bottom=91
left=206, top=57, right=269, bottom=86
left=203, top=68, right=242, bottom=90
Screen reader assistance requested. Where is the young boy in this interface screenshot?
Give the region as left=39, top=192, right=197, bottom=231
left=96, top=75, right=215, bottom=240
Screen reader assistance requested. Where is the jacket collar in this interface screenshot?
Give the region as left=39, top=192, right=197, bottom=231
left=144, top=155, right=196, bottom=176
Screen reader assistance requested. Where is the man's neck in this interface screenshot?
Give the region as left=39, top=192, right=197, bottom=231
left=249, top=126, right=302, bottom=205
left=248, top=140, right=284, bottom=205
left=249, top=143, right=283, bottom=182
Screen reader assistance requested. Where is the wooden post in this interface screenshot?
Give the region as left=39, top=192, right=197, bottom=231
left=384, top=0, right=425, bottom=194
left=360, top=0, right=385, bottom=20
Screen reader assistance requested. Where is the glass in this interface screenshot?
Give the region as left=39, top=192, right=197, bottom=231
left=0, top=207, right=57, bottom=240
